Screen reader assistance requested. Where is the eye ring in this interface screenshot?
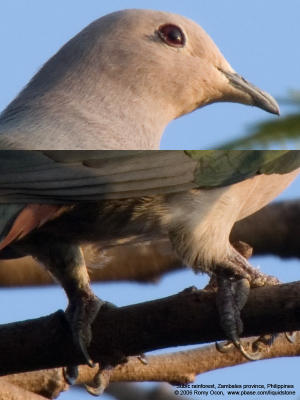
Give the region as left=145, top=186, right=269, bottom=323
left=157, top=24, right=186, bottom=48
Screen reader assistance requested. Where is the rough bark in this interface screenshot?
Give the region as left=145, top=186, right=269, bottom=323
left=0, top=381, right=49, bottom=400
left=2, top=332, right=300, bottom=398
left=0, top=281, right=300, bottom=377
left=0, top=369, right=67, bottom=399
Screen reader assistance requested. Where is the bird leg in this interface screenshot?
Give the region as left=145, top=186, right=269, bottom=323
left=213, top=244, right=280, bottom=360
left=34, top=241, right=105, bottom=384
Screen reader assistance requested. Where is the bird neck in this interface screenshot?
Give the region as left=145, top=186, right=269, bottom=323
left=0, top=88, right=169, bottom=150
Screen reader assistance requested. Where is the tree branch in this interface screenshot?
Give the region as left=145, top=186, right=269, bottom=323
left=231, top=200, right=300, bottom=259
left=108, top=334, right=300, bottom=384
left=0, top=380, right=49, bottom=400
left=0, top=370, right=67, bottom=399
left=3, top=333, right=300, bottom=398
left=0, top=281, right=300, bottom=377
left=0, top=238, right=180, bottom=286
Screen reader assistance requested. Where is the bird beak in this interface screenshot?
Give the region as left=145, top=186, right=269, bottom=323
left=220, top=69, right=280, bottom=115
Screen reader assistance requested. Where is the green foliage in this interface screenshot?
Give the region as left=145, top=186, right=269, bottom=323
left=218, top=92, right=300, bottom=149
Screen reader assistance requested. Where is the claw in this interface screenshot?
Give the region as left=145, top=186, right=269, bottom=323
left=215, top=340, right=234, bottom=353
left=252, top=334, right=276, bottom=352
left=63, top=365, right=78, bottom=385
left=137, top=353, right=148, bottom=365
left=85, top=365, right=113, bottom=396
left=285, top=332, right=296, bottom=343
left=233, top=340, right=262, bottom=361
left=78, top=335, right=96, bottom=368
left=216, top=338, right=262, bottom=360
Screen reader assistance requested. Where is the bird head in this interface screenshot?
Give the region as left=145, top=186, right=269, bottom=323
left=73, top=9, right=279, bottom=119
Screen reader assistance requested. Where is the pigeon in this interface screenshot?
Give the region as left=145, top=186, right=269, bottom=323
left=0, top=9, right=279, bottom=149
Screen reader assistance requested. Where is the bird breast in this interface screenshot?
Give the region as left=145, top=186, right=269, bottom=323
left=164, top=168, right=300, bottom=269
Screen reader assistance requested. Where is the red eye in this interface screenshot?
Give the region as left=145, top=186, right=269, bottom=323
left=157, top=24, right=186, bottom=48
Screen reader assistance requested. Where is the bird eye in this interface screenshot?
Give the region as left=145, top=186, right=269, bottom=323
left=157, top=24, right=186, bottom=48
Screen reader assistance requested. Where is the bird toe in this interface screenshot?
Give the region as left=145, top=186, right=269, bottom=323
left=216, top=276, right=252, bottom=358
left=65, top=295, right=105, bottom=375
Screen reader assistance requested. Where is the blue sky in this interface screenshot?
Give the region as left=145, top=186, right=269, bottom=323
left=0, top=1, right=299, bottom=399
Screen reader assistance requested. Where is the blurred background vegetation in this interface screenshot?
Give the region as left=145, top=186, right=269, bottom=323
left=219, top=91, right=300, bottom=149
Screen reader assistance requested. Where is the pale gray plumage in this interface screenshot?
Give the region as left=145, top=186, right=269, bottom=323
left=0, top=9, right=279, bottom=149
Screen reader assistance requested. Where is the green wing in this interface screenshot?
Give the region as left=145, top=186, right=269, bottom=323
left=0, top=150, right=299, bottom=203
